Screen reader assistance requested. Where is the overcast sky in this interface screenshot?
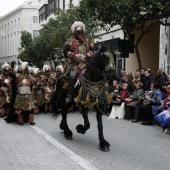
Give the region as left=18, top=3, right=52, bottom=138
left=0, top=0, right=26, bottom=16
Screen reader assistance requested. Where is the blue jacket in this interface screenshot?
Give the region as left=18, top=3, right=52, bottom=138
left=150, top=89, right=163, bottom=115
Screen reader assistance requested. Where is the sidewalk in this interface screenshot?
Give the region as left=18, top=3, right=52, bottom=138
left=0, top=118, right=83, bottom=170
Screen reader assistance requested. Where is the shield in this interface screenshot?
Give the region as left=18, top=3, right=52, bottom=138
left=22, top=79, right=29, bottom=85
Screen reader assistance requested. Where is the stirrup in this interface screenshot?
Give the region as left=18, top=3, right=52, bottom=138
left=65, top=95, right=73, bottom=104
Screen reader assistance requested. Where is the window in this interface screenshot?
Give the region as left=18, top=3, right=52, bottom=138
left=18, top=18, right=20, bottom=26
left=5, top=24, right=6, bottom=31
left=33, top=16, right=38, bottom=23
left=11, top=21, right=13, bottom=28
left=48, top=0, right=54, bottom=15
left=14, top=20, right=16, bottom=27
left=39, top=6, right=46, bottom=22
left=8, top=23, right=9, bottom=30
left=0, top=27, right=1, bottom=32
left=33, top=30, right=39, bottom=38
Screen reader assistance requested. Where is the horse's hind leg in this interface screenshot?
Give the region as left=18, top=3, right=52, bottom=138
left=96, top=110, right=110, bottom=152
left=61, top=110, right=73, bottom=140
left=76, top=107, right=90, bottom=134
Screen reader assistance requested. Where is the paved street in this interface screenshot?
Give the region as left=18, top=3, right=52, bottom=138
left=1, top=111, right=170, bottom=170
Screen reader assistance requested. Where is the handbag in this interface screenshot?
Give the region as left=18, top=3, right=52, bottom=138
left=111, top=100, right=122, bottom=106
left=136, top=98, right=144, bottom=106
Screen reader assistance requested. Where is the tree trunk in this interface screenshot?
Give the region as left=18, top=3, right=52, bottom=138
left=134, top=44, right=142, bottom=69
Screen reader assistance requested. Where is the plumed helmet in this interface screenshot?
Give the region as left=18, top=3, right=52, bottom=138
left=56, top=65, right=64, bottom=73
left=71, top=21, right=85, bottom=33
left=21, top=61, right=29, bottom=70
left=14, top=65, right=19, bottom=72
left=33, top=68, right=40, bottom=75
left=43, top=63, right=51, bottom=72
left=2, top=62, right=11, bottom=71
left=28, top=66, right=34, bottom=74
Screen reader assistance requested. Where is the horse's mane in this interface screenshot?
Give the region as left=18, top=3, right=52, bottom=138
left=88, top=45, right=108, bottom=65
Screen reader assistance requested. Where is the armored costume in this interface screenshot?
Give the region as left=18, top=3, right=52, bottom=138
left=32, top=68, right=45, bottom=114
left=14, top=61, right=35, bottom=125
left=64, top=21, right=94, bottom=103
left=0, top=63, right=12, bottom=118
left=43, top=64, right=56, bottom=114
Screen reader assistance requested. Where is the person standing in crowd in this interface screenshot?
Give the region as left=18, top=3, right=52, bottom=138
left=119, top=69, right=128, bottom=83
left=4, top=61, right=18, bottom=123
left=0, top=62, right=12, bottom=118
left=63, top=21, right=94, bottom=104
left=155, top=68, right=167, bottom=91
left=127, top=72, right=134, bottom=93
left=43, top=64, right=56, bottom=114
left=31, top=67, right=45, bottom=115
left=140, top=68, right=146, bottom=85
left=14, top=61, right=35, bottom=125
left=143, top=69, right=155, bottom=91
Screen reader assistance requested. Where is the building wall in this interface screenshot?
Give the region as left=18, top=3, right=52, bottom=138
left=126, top=26, right=160, bottom=76
left=159, top=18, right=170, bottom=74
left=0, top=2, right=39, bottom=65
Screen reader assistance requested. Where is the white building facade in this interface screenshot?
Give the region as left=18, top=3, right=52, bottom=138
left=38, top=0, right=80, bottom=29
left=0, top=0, right=39, bottom=66
left=159, top=17, right=170, bottom=74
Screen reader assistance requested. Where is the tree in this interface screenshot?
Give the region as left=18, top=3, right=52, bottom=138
left=18, top=5, right=99, bottom=67
left=80, top=0, right=170, bottom=69
left=18, top=31, right=40, bottom=66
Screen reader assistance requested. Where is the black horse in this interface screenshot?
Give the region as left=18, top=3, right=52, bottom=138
left=52, top=46, right=117, bottom=152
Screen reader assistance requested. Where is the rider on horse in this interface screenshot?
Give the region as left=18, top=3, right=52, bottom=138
left=64, top=21, right=94, bottom=104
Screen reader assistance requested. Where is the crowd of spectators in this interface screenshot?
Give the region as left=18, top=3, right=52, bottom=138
left=104, top=67, right=170, bottom=134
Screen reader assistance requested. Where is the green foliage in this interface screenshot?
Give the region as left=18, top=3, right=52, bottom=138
left=18, top=5, right=99, bottom=67
left=80, top=0, right=170, bottom=68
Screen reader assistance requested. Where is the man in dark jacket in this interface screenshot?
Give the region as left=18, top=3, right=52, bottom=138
left=155, top=68, right=167, bottom=91
left=143, top=69, right=155, bottom=91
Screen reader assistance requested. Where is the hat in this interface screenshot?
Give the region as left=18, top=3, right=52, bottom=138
left=56, top=65, right=64, bottom=73
left=71, top=21, right=85, bottom=33
left=14, top=65, right=19, bottom=72
left=33, top=68, right=40, bottom=75
left=43, top=64, right=51, bottom=72
left=2, top=62, right=11, bottom=71
left=21, top=62, right=29, bottom=70
left=28, top=66, right=34, bottom=73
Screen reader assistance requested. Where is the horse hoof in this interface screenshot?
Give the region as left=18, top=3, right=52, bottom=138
left=76, top=124, right=85, bottom=134
left=100, top=141, right=110, bottom=152
left=65, top=136, right=73, bottom=140
left=100, top=146, right=110, bottom=152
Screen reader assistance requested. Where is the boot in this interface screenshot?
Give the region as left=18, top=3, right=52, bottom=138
left=18, top=114, right=24, bottom=125
left=28, top=114, right=35, bottom=125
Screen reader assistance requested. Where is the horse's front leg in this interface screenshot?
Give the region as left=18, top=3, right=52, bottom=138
left=76, top=106, right=90, bottom=134
left=96, top=109, right=110, bottom=152
left=61, top=108, right=73, bottom=140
